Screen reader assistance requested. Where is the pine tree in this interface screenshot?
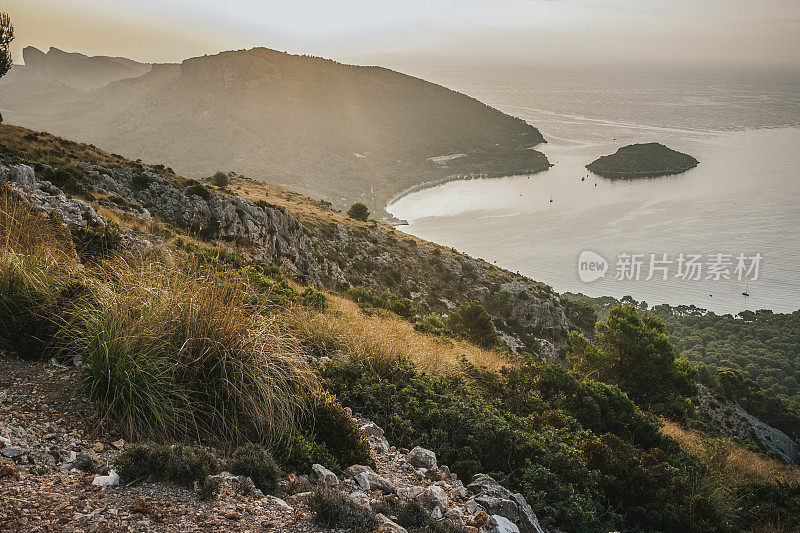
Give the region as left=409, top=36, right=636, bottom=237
left=0, top=12, right=13, bottom=124
left=0, top=13, right=13, bottom=79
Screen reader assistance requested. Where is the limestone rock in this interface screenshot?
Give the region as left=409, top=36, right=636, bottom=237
left=488, top=514, right=521, bottom=533
left=310, top=463, right=339, bottom=487
left=407, top=446, right=437, bottom=470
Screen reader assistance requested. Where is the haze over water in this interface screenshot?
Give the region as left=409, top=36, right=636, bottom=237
left=388, top=65, right=800, bottom=314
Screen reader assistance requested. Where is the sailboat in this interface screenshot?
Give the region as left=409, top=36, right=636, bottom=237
left=742, top=282, right=750, bottom=297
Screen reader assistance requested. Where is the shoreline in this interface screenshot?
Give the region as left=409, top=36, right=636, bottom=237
left=385, top=166, right=552, bottom=209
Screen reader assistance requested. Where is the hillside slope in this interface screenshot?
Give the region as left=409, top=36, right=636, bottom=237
left=0, top=47, right=550, bottom=214
left=3, top=125, right=800, bottom=532
left=0, top=124, right=572, bottom=355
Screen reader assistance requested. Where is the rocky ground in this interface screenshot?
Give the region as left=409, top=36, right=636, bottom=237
left=1, top=356, right=545, bottom=533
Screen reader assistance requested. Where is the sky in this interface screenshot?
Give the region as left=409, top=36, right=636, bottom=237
left=5, top=0, right=800, bottom=68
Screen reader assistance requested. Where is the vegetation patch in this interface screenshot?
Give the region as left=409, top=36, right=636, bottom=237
left=114, top=443, right=219, bottom=486
left=227, top=444, right=280, bottom=494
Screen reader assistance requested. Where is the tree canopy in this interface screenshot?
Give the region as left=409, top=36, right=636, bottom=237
left=0, top=13, right=12, bottom=79
left=346, top=202, right=369, bottom=221
left=569, top=304, right=697, bottom=418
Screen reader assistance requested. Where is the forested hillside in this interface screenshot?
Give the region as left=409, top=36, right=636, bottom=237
left=565, top=293, right=800, bottom=441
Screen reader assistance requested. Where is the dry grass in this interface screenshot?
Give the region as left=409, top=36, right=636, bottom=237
left=660, top=419, right=800, bottom=486
left=290, top=293, right=508, bottom=374
left=0, top=124, right=130, bottom=170
left=63, top=258, right=317, bottom=445
left=0, top=185, right=75, bottom=261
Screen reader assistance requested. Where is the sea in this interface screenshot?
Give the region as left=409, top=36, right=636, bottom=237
left=386, top=63, right=800, bottom=314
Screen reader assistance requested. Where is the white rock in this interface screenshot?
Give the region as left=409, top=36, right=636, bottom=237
left=92, top=470, right=120, bottom=487
left=488, top=514, right=520, bottom=533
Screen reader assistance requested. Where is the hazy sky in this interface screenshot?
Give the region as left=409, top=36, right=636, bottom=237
left=6, top=0, right=800, bottom=67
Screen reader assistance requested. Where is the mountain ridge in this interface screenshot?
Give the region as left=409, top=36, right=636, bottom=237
left=0, top=46, right=550, bottom=214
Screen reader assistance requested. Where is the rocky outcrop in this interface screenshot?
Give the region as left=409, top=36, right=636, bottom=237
left=695, top=385, right=798, bottom=464
left=307, top=417, right=547, bottom=533
left=0, top=163, right=103, bottom=227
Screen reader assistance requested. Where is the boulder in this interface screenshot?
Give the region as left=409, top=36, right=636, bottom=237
left=354, top=470, right=395, bottom=494
left=475, top=496, right=518, bottom=522
left=310, top=463, right=338, bottom=487
left=511, top=493, right=545, bottom=533
left=407, top=446, right=437, bottom=470
left=488, top=514, right=521, bottom=533
left=418, top=485, right=448, bottom=511
left=91, top=470, right=120, bottom=487
left=0, top=447, right=26, bottom=459
left=468, top=473, right=512, bottom=499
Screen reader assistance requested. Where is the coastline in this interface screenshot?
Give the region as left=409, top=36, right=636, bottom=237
left=385, top=166, right=552, bottom=209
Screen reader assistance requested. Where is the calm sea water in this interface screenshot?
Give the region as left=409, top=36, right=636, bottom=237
left=387, top=64, right=800, bottom=314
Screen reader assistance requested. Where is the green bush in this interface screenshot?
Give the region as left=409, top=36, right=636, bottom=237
left=346, top=285, right=415, bottom=320
left=114, top=444, right=219, bottom=486
left=321, top=358, right=722, bottom=532
left=227, top=444, right=280, bottom=494
left=272, top=430, right=340, bottom=473
left=130, top=172, right=152, bottom=191
left=414, top=315, right=446, bottom=336
left=346, top=202, right=369, bottom=221
left=735, top=481, right=800, bottom=532
left=186, top=182, right=211, bottom=201
left=446, top=300, right=501, bottom=349
left=211, top=171, right=229, bottom=187
left=308, top=390, right=374, bottom=469
left=300, top=287, right=327, bottom=310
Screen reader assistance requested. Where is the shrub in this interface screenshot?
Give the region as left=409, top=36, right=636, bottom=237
left=414, top=315, right=446, bottom=336
left=446, top=300, right=501, bottom=349
left=71, top=222, right=123, bottom=261
left=322, top=359, right=603, bottom=529
left=308, top=390, right=374, bottom=469
left=346, top=285, right=415, bottom=320
left=197, top=475, right=223, bottom=500
left=308, top=487, right=379, bottom=532
left=186, top=182, right=211, bottom=201
left=272, top=430, right=340, bottom=473
left=211, top=171, right=229, bottom=187
left=346, top=202, right=369, bottom=221
left=130, top=172, right=152, bottom=191
left=322, top=358, right=723, bottom=532
left=735, top=481, right=800, bottom=531
left=114, top=444, right=219, bottom=486
left=227, top=444, right=280, bottom=494
left=300, top=287, right=327, bottom=310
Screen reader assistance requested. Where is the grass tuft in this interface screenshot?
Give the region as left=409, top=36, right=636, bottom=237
left=58, top=259, right=317, bottom=445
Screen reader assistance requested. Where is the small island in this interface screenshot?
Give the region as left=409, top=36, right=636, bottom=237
left=586, top=142, right=698, bottom=178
